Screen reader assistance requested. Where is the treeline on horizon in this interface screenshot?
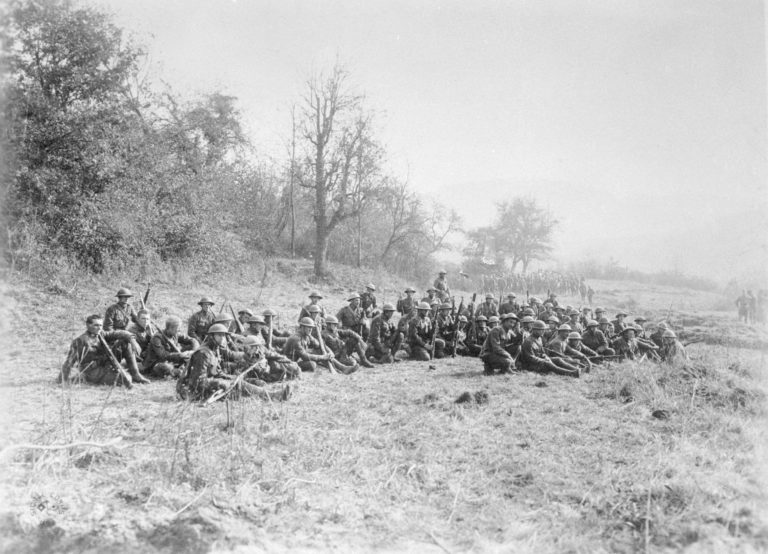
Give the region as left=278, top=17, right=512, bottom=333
left=0, top=0, right=725, bottom=295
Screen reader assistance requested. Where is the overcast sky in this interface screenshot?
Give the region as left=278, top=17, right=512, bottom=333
left=95, top=0, right=767, bottom=282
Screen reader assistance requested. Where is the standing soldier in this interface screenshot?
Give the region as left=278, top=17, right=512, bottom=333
left=499, top=293, right=518, bottom=316
left=518, top=320, right=580, bottom=377
left=579, top=278, right=587, bottom=303
left=397, top=287, right=417, bottom=318
left=434, top=270, right=450, bottom=301
left=475, top=293, right=499, bottom=319
left=104, top=288, right=138, bottom=331
left=59, top=314, right=150, bottom=386
left=360, top=283, right=378, bottom=317
left=409, top=302, right=436, bottom=361
left=299, top=292, right=326, bottom=321
left=479, top=313, right=518, bottom=375
left=142, top=315, right=198, bottom=378
left=367, top=304, right=403, bottom=363
left=587, top=286, right=595, bottom=305
left=187, top=297, right=217, bottom=343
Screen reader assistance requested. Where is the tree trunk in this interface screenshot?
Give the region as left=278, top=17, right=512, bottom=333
left=356, top=211, right=362, bottom=268
left=314, top=228, right=329, bottom=276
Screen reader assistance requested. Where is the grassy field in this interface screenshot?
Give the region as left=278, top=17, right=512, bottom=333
left=1, top=262, right=767, bottom=553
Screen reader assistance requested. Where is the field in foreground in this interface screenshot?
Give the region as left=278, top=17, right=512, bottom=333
left=1, top=263, right=767, bottom=553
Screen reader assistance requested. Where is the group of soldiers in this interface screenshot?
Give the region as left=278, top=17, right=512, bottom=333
left=59, top=271, right=690, bottom=403
left=477, top=271, right=593, bottom=303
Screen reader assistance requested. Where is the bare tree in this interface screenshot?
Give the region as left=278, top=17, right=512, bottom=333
left=296, top=64, right=383, bottom=277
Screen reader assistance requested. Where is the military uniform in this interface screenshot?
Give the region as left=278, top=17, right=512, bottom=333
left=283, top=333, right=327, bottom=372
left=187, top=310, right=216, bottom=343
left=143, top=330, right=198, bottom=378
left=479, top=326, right=514, bottom=373
left=126, top=321, right=154, bottom=358
left=613, top=336, right=638, bottom=360
left=434, top=275, right=450, bottom=301
left=475, top=301, right=499, bottom=319
left=408, top=314, right=435, bottom=361
left=367, top=313, right=402, bottom=362
left=177, top=343, right=276, bottom=401
left=581, top=327, right=615, bottom=355
left=60, top=330, right=141, bottom=386
left=104, top=303, right=137, bottom=331
left=397, top=296, right=417, bottom=317
left=360, top=290, right=377, bottom=316
left=337, top=304, right=365, bottom=332
left=299, top=303, right=326, bottom=321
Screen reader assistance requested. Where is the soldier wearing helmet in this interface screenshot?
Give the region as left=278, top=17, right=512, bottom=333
left=479, top=313, right=518, bottom=375
left=323, top=314, right=373, bottom=369
left=359, top=283, right=378, bottom=318
left=466, top=315, right=489, bottom=357
left=142, top=315, right=199, bottom=379
left=581, top=319, right=616, bottom=357
left=611, top=311, right=628, bottom=334
left=519, top=320, right=580, bottom=377
left=613, top=326, right=639, bottom=361
left=283, top=317, right=334, bottom=373
left=367, top=303, right=403, bottom=363
left=178, top=323, right=292, bottom=402
left=299, top=291, right=326, bottom=321
left=567, top=331, right=597, bottom=359
left=260, top=309, right=291, bottom=349
left=336, top=294, right=373, bottom=364
left=548, top=324, right=592, bottom=372
left=421, top=287, right=438, bottom=305
left=433, top=270, right=450, bottom=301
left=499, top=293, right=519, bottom=316
left=650, top=321, right=669, bottom=349
left=660, top=329, right=689, bottom=365
left=397, top=287, right=417, bottom=318
left=408, top=302, right=437, bottom=361
left=475, top=293, right=499, bottom=319
left=238, top=335, right=300, bottom=382
left=187, top=297, right=217, bottom=343
left=104, top=288, right=138, bottom=331
left=543, top=315, right=560, bottom=345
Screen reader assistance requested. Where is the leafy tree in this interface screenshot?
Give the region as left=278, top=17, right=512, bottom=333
left=464, top=196, right=557, bottom=274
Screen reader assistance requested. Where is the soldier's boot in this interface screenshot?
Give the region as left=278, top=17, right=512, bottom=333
left=356, top=344, right=375, bottom=368
left=482, top=361, right=495, bottom=376
left=125, top=351, right=150, bottom=384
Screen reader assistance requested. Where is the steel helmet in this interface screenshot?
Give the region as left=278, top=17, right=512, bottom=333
left=324, top=315, right=339, bottom=325
left=598, top=317, right=610, bottom=324
left=214, top=314, right=232, bottom=323
left=501, top=313, right=518, bottom=321
left=299, top=317, right=316, bottom=328
left=262, top=308, right=277, bottom=317
left=207, top=323, right=230, bottom=335
left=547, top=316, right=560, bottom=324
left=308, top=304, right=321, bottom=313
left=366, top=283, right=376, bottom=290
left=238, top=308, right=254, bottom=317
left=347, top=293, right=361, bottom=301
left=247, top=315, right=265, bottom=325
left=116, top=288, right=133, bottom=297
left=558, top=324, right=572, bottom=332
left=488, top=316, right=500, bottom=324
left=382, top=303, right=395, bottom=311
left=197, top=296, right=215, bottom=305
left=662, top=330, right=677, bottom=339
left=440, top=303, right=451, bottom=310
left=567, top=332, right=582, bottom=341
left=586, top=320, right=599, bottom=327
left=476, top=315, right=488, bottom=322
left=309, top=291, right=323, bottom=299
left=520, top=316, right=535, bottom=324
left=459, top=315, right=468, bottom=323
left=417, top=302, right=431, bottom=311
left=531, top=320, right=547, bottom=330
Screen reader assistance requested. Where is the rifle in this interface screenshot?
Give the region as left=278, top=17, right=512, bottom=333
left=230, top=304, right=245, bottom=334
left=267, top=318, right=273, bottom=350
left=430, top=312, right=439, bottom=359
left=451, top=296, right=464, bottom=357
left=97, top=333, right=133, bottom=388
left=143, top=282, right=152, bottom=306
left=205, top=362, right=259, bottom=405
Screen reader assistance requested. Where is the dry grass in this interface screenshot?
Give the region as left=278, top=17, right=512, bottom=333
left=1, top=267, right=767, bottom=552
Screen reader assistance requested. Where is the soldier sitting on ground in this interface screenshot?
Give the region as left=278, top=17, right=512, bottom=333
left=239, top=335, right=301, bottom=382
left=127, top=309, right=156, bottom=362
left=650, top=322, right=669, bottom=348
left=466, top=315, right=489, bottom=357
left=581, top=319, right=616, bottom=357
left=260, top=309, right=290, bottom=349
left=187, top=297, right=217, bottom=343
left=104, top=288, right=138, bottom=331
left=543, top=316, right=560, bottom=345
left=660, top=330, right=689, bottom=365
left=59, top=314, right=150, bottom=386
left=518, top=320, right=580, bottom=378
left=142, top=315, right=198, bottom=379
left=283, top=317, right=333, bottom=372
left=322, top=315, right=368, bottom=370
left=367, top=303, right=403, bottom=363
left=409, top=302, right=437, bottom=361
left=237, top=309, right=254, bottom=331
left=177, top=324, right=291, bottom=402
left=566, top=332, right=597, bottom=360
left=611, top=311, right=628, bottom=334
left=479, top=313, right=518, bottom=375
left=335, top=295, right=374, bottom=366
left=613, top=326, right=640, bottom=361
left=547, top=324, right=592, bottom=373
